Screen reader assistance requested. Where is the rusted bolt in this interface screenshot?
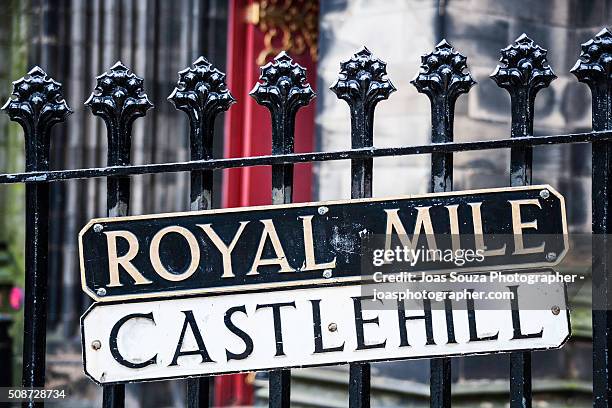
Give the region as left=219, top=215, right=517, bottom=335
left=96, top=288, right=107, bottom=297
left=546, top=252, right=557, bottom=262
left=91, top=340, right=102, bottom=350
left=328, top=323, right=338, bottom=332
left=539, top=189, right=550, bottom=199
left=318, top=206, right=329, bottom=215
left=93, top=224, right=103, bottom=233
left=323, top=269, right=333, bottom=278
left=551, top=305, right=561, bottom=315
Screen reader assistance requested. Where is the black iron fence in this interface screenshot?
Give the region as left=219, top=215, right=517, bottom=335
left=1, top=28, right=612, bottom=408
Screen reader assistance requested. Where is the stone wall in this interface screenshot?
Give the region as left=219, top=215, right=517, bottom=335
left=312, top=0, right=602, bottom=406
left=315, top=0, right=600, bottom=231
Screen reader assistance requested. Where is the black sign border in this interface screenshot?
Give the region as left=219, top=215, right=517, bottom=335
left=78, top=184, right=569, bottom=302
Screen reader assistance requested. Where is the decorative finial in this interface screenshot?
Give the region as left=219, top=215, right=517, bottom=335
left=411, top=40, right=473, bottom=193
left=571, top=28, right=612, bottom=86
left=169, top=57, right=235, bottom=210
left=250, top=51, right=315, bottom=204
left=250, top=51, right=315, bottom=115
left=411, top=40, right=476, bottom=101
left=2, top=66, right=72, bottom=169
left=86, top=62, right=152, bottom=167
left=85, top=62, right=152, bottom=131
left=168, top=56, right=235, bottom=121
left=330, top=47, right=396, bottom=110
left=491, top=34, right=556, bottom=93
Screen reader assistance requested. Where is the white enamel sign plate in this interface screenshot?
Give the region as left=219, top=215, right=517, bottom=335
left=82, top=276, right=570, bottom=384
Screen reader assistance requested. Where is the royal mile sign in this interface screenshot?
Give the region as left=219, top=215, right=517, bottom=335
left=79, top=185, right=568, bottom=301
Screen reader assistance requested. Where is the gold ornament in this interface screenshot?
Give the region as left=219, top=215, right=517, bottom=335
left=246, top=0, right=319, bottom=65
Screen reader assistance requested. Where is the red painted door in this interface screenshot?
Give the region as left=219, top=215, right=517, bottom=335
left=217, top=0, right=319, bottom=405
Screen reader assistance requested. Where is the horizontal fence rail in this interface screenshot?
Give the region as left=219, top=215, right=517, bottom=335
left=0, top=130, right=610, bottom=184
left=1, top=27, right=612, bottom=408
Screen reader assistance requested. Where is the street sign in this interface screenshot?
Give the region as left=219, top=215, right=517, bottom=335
left=79, top=185, right=567, bottom=301
left=81, top=270, right=570, bottom=384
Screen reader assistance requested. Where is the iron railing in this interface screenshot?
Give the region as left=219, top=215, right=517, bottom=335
left=2, top=27, right=612, bottom=408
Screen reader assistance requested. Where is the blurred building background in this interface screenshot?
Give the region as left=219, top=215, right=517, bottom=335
left=0, top=0, right=602, bottom=406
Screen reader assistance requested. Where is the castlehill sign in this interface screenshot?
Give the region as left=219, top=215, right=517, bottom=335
left=81, top=270, right=570, bottom=384
left=79, top=185, right=568, bottom=301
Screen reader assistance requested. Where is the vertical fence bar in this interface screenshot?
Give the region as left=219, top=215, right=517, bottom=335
left=170, top=56, right=235, bottom=408
left=571, top=28, right=612, bottom=408
left=2, top=67, right=71, bottom=408
left=331, top=47, right=395, bottom=408
left=86, top=62, right=152, bottom=408
left=412, top=40, right=475, bottom=408
left=250, top=51, right=315, bottom=408
left=491, top=34, right=556, bottom=408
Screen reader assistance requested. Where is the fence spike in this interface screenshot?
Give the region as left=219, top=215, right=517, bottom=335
left=330, top=47, right=394, bottom=408
left=492, top=33, right=555, bottom=188
left=85, top=62, right=152, bottom=167
left=412, top=41, right=475, bottom=405
left=2, top=66, right=72, bottom=171
left=250, top=51, right=315, bottom=127
left=411, top=39, right=474, bottom=193
left=169, top=56, right=234, bottom=406
left=86, top=63, right=152, bottom=408
left=330, top=47, right=395, bottom=199
left=491, top=34, right=556, bottom=98
left=571, top=27, right=612, bottom=408
left=331, top=47, right=395, bottom=148
left=411, top=39, right=476, bottom=104
left=571, top=28, right=612, bottom=88
left=169, top=57, right=235, bottom=210
left=2, top=66, right=70, bottom=405
left=250, top=51, right=315, bottom=205
left=169, top=56, right=235, bottom=128
left=491, top=34, right=555, bottom=407
left=330, top=46, right=395, bottom=112
left=571, top=28, right=612, bottom=128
